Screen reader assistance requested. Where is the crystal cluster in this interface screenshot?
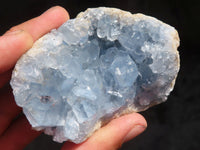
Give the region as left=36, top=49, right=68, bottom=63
left=10, top=7, right=180, bottom=143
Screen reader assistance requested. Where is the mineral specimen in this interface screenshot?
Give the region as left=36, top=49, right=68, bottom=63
left=10, top=7, right=180, bottom=143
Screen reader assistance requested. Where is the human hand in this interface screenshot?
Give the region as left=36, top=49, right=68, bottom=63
left=0, top=6, right=147, bottom=150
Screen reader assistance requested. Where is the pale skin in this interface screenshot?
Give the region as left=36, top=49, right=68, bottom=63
left=0, top=6, right=147, bottom=150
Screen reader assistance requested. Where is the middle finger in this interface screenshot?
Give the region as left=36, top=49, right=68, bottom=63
left=0, top=85, right=21, bottom=135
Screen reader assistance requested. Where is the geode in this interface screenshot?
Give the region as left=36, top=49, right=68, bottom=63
left=10, top=7, right=180, bottom=143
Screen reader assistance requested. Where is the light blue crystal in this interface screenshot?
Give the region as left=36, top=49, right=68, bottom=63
left=10, top=7, right=180, bottom=143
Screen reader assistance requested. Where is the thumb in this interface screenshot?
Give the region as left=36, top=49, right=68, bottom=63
left=62, top=113, right=147, bottom=150
left=0, top=30, right=33, bottom=74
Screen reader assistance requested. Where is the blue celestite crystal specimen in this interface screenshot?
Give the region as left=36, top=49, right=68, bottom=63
left=10, top=7, right=180, bottom=143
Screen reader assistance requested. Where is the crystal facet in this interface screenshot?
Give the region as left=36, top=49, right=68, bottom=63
left=10, top=7, right=180, bottom=143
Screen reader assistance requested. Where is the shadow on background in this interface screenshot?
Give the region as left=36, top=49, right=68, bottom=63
left=0, top=0, right=200, bottom=150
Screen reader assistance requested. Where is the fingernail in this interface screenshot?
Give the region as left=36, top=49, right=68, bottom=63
left=4, top=30, right=23, bottom=36
left=123, top=125, right=146, bottom=142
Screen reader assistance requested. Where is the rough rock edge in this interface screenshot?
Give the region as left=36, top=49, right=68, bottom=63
left=11, top=7, right=180, bottom=143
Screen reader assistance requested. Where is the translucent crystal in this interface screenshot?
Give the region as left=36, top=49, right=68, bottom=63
left=10, top=7, right=180, bottom=143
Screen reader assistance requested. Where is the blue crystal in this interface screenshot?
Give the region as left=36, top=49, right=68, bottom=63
left=10, top=7, right=180, bottom=143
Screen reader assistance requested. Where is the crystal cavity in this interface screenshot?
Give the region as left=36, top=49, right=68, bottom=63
left=10, top=7, right=180, bottom=143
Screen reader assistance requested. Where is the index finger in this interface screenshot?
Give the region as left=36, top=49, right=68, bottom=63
left=0, top=6, right=69, bottom=74
left=5, top=6, right=69, bottom=41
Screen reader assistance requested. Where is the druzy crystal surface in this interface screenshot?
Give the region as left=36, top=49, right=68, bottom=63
left=10, top=7, right=180, bottom=143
